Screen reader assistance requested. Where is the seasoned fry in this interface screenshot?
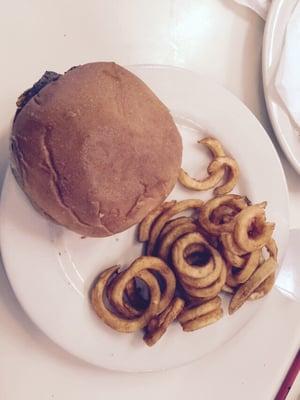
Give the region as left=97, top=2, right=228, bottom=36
left=144, top=297, right=185, bottom=346
left=158, top=222, right=198, bottom=261
left=222, top=247, right=245, bottom=268
left=106, top=269, right=139, bottom=318
left=178, top=296, right=221, bottom=324
left=226, top=250, right=261, bottom=286
left=145, top=308, right=169, bottom=334
left=138, top=201, right=176, bottom=242
left=208, top=156, right=240, bottom=195
left=172, top=232, right=214, bottom=279
left=110, top=257, right=176, bottom=317
left=181, top=308, right=223, bottom=332
left=249, top=273, right=275, bottom=300
left=199, top=194, right=248, bottom=235
left=182, top=264, right=227, bottom=298
left=108, top=271, right=151, bottom=318
left=220, top=232, right=247, bottom=256
left=147, top=199, right=204, bottom=255
left=90, top=136, right=279, bottom=345
left=180, top=246, right=223, bottom=288
left=199, top=137, right=226, bottom=157
left=248, top=239, right=277, bottom=300
left=265, top=238, right=278, bottom=260
left=178, top=168, right=224, bottom=191
left=159, top=217, right=194, bottom=238
left=211, top=205, right=236, bottom=224
left=233, top=204, right=275, bottom=252
left=125, top=278, right=138, bottom=306
left=91, top=266, right=161, bottom=332
left=178, top=137, right=226, bottom=191
left=184, top=242, right=210, bottom=264
left=229, top=257, right=277, bottom=314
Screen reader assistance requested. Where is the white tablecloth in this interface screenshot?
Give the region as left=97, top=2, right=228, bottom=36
left=0, top=1, right=299, bottom=399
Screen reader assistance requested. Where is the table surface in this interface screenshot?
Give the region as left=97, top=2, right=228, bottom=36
left=0, top=1, right=299, bottom=399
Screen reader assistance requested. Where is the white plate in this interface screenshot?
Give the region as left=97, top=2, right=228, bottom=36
left=263, top=0, right=300, bottom=174
left=0, top=65, right=289, bottom=372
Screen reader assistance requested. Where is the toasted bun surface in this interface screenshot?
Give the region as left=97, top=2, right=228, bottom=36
left=11, top=62, right=182, bottom=236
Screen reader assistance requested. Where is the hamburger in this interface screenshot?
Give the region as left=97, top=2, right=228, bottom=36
left=10, top=62, right=182, bottom=237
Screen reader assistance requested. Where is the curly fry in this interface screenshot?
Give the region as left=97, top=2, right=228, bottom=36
left=91, top=266, right=161, bottom=332
left=144, top=297, right=185, bottom=346
left=139, top=201, right=176, bottom=242
left=147, top=199, right=204, bottom=255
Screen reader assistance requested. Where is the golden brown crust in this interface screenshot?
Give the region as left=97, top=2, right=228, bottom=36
left=11, top=62, right=182, bottom=237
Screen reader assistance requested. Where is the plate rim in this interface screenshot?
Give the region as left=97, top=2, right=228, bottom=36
left=262, top=0, right=300, bottom=174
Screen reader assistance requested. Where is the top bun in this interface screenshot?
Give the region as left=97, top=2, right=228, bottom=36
left=11, top=62, right=182, bottom=237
